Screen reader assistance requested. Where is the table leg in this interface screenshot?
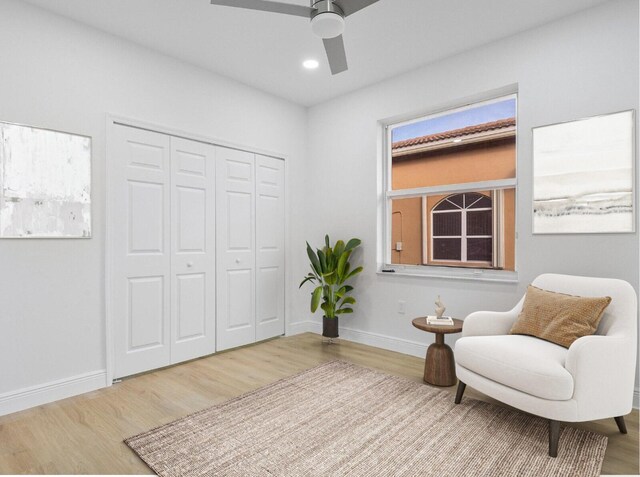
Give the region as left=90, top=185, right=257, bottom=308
left=423, top=332, right=456, bottom=386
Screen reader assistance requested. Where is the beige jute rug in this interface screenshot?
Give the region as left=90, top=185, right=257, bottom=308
left=125, top=361, right=607, bottom=476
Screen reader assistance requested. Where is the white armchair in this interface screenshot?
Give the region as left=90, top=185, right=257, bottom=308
left=454, top=273, right=637, bottom=457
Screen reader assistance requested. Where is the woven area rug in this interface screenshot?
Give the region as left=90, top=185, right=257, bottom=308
left=125, top=361, right=607, bottom=476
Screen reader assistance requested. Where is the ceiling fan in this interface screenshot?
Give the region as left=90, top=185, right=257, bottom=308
left=209, top=0, right=380, bottom=75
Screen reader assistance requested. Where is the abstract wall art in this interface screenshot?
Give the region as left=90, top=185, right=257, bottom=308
left=0, top=121, right=91, bottom=238
left=532, top=110, right=634, bottom=234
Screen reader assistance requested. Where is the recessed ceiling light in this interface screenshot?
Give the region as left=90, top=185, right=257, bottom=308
left=303, top=59, right=320, bottom=70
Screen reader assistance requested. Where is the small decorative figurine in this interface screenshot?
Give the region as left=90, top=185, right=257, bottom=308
left=435, top=295, right=446, bottom=319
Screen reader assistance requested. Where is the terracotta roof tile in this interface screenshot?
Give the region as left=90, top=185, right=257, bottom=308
left=392, top=117, right=516, bottom=150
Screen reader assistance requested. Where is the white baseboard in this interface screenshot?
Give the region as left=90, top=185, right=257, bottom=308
left=286, top=320, right=318, bottom=336
left=287, top=320, right=427, bottom=358
left=338, top=327, right=428, bottom=358
left=0, top=370, right=108, bottom=417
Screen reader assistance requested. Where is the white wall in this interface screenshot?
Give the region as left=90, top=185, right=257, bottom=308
left=301, top=0, right=639, bottom=365
left=0, top=0, right=307, bottom=402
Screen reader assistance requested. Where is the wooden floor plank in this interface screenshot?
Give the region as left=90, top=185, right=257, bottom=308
left=0, top=333, right=637, bottom=475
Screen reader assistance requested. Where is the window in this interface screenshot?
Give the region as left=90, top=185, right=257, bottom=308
left=383, top=94, right=517, bottom=276
left=432, top=192, right=492, bottom=263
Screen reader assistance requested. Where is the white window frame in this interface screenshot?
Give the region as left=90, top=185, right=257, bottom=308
left=379, top=91, right=518, bottom=283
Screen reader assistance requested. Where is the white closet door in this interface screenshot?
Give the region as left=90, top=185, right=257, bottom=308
left=170, top=137, right=216, bottom=364
left=216, top=147, right=256, bottom=351
left=113, top=125, right=171, bottom=378
left=255, top=155, right=285, bottom=341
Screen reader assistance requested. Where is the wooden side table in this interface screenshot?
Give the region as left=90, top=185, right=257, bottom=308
left=412, top=317, right=464, bottom=387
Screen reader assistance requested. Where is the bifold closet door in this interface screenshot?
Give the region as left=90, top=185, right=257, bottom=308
left=216, top=147, right=256, bottom=351
left=170, top=137, right=216, bottom=364
left=112, top=127, right=216, bottom=378
left=113, top=125, right=171, bottom=378
left=255, top=155, right=285, bottom=341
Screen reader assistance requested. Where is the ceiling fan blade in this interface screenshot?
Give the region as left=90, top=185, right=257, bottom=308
left=334, top=0, right=379, bottom=17
left=210, top=0, right=313, bottom=18
left=323, top=35, right=348, bottom=75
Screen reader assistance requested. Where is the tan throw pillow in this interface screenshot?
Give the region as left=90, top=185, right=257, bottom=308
left=509, top=285, right=611, bottom=348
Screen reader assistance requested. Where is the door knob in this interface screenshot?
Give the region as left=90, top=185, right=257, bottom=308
left=235, top=258, right=241, bottom=264
left=186, top=262, right=194, bottom=268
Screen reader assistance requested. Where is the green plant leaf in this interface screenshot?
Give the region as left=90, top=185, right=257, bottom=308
left=317, top=249, right=327, bottom=273
left=311, top=286, right=323, bottom=313
left=322, top=271, right=336, bottom=285
left=345, top=266, right=363, bottom=281
left=333, top=240, right=345, bottom=258
left=325, top=234, right=330, bottom=249
left=337, top=250, right=352, bottom=279
left=324, top=246, right=335, bottom=271
left=345, top=238, right=362, bottom=252
left=335, top=285, right=354, bottom=298
left=340, top=262, right=351, bottom=284
left=340, top=296, right=356, bottom=306
left=299, top=276, right=316, bottom=288
left=306, top=242, right=321, bottom=276
left=336, top=307, right=353, bottom=315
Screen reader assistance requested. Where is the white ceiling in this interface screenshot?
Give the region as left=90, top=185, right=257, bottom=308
left=23, top=0, right=609, bottom=106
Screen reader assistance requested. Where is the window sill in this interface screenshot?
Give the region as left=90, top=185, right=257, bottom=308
left=377, top=264, right=518, bottom=283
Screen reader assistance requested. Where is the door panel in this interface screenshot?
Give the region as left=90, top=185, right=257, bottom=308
left=176, top=186, right=206, bottom=252
left=126, top=141, right=165, bottom=170
left=128, top=276, right=165, bottom=350
left=176, top=149, right=206, bottom=176
left=227, top=192, right=252, bottom=249
left=170, top=137, right=216, bottom=364
left=128, top=181, right=165, bottom=253
left=175, top=273, right=206, bottom=340
left=227, top=269, right=254, bottom=329
left=216, top=147, right=256, bottom=351
left=257, top=266, right=279, bottom=325
left=113, top=125, right=171, bottom=378
left=256, top=155, right=285, bottom=341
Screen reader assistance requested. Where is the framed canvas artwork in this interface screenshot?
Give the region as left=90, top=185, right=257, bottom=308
left=532, top=110, right=634, bottom=234
left=0, top=121, right=91, bottom=238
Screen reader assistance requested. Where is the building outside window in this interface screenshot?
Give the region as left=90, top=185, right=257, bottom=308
left=385, top=95, right=517, bottom=273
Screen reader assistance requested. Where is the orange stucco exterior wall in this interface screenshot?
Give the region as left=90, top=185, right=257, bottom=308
left=391, top=197, right=423, bottom=265
left=390, top=138, right=516, bottom=270
left=392, top=139, right=516, bottom=190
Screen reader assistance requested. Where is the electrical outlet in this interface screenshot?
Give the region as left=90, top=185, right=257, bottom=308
left=398, top=300, right=406, bottom=314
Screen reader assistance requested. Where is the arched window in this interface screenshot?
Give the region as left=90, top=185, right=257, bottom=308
left=432, top=192, right=492, bottom=264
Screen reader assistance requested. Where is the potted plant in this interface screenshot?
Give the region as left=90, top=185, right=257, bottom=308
left=300, top=235, right=363, bottom=338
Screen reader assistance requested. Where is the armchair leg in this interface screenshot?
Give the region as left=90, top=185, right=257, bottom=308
left=549, top=420, right=560, bottom=458
left=614, top=416, right=628, bottom=434
left=454, top=381, right=466, bottom=404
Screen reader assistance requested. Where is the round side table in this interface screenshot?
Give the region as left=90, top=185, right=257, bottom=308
left=412, top=317, right=464, bottom=387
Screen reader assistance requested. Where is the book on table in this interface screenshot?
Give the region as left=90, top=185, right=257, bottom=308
left=426, top=315, right=454, bottom=325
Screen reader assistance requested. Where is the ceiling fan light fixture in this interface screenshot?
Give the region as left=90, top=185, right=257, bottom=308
left=311, top=11, right=345, bottom=39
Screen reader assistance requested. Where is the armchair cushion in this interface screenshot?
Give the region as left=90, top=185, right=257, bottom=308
left=455, top=335, right=574, bottom=400
left=509, top=285, right=611, bottom=348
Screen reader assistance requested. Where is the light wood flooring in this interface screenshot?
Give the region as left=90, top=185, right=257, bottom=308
left=0, top=332, right=637, bottom=475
